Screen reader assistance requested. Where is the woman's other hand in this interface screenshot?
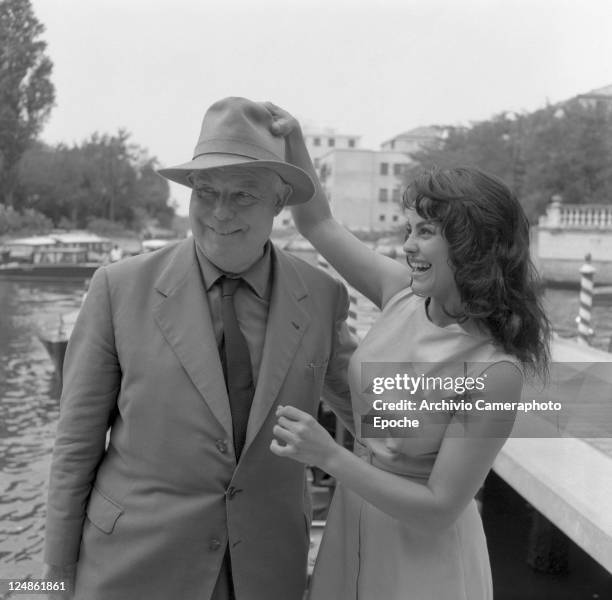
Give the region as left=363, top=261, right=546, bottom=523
left=270, top=405, right=339, bottom=469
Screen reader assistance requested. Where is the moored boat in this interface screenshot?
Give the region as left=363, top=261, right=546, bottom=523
left=39, top=336, right=69, bottom=376
left=38, top=309, right=80, bottom=381
left=0, top=232, right=112, bottom=282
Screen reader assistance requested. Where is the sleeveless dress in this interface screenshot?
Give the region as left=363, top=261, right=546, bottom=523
left=308, top=288, right=520, bottom=600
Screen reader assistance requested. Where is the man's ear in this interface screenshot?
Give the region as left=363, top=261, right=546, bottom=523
left=274, top=183, right=293, bottom=215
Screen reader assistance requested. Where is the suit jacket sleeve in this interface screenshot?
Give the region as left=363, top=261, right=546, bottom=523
left=44, top=266, right=121, bottom=566
left=321, top=279, right=357, bottom=434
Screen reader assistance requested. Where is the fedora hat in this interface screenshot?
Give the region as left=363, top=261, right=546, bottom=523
left=158, top=97, right=315, bottom=205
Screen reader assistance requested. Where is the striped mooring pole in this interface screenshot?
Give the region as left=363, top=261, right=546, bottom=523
left=576, top=253, right=596, bottom=345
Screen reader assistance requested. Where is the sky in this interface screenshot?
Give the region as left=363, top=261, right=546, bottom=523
left=29, top=0, right=612, bottom=215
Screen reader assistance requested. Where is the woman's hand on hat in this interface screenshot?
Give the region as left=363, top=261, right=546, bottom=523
left=263, top=101, right=314, bottom=177
left=270, top=405, right=339, bottom=470
left=263, top=101, right=300, bottom=137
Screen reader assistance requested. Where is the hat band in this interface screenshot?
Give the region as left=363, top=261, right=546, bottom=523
left=193, top=138, right=282, bottom=162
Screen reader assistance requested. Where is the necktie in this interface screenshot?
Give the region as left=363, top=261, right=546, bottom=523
left=220, top=276, right=254, bottom=459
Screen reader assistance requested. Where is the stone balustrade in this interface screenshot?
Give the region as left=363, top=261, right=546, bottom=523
left=539, top=198, right=612, bottom=229
left=536, top=197, right=612, bottom=283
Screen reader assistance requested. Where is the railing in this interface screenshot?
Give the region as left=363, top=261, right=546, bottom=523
left=559, top=205, right=612, bottom=228
left=539, top=199, right=612, bottom=229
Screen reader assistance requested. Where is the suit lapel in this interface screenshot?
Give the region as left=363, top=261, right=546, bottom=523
left=152, top=239, right=233, bottom=439
left=244, top=246, right=310, bottom=453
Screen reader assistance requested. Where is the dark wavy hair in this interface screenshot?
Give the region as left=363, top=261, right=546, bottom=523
left=402, top=166, right=550, bottom=378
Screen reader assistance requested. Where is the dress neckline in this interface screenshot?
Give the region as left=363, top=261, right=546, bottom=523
left=422, top=296, right=471, bottom=333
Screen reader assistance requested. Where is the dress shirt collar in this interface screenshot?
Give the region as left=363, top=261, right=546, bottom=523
left=195, top=241, right=273, bottom=300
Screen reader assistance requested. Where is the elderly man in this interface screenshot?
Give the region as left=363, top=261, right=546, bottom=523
left=43, top=97, right=356, bottom=600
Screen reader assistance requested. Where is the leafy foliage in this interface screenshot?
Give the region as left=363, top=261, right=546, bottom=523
left=0, top=0, right=55, bottom=205
left=0, top=203, right=52, bottom=235
left=0, top=1, right=173, bottom=234
left=407, top=99, right=612, bottom=222
left=16, top=131, right=173, bottom=230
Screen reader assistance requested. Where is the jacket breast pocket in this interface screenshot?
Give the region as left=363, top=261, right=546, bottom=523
left=305, top=358, right=329, bottom=381
left=86, top=487, right=124, bottom=534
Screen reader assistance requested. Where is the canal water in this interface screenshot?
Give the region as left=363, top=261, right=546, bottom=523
left=0, top=281, right=82, bottom=578
left=1, top=256, right=612, bottom=581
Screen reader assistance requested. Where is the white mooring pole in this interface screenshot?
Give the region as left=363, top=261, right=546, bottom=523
left=576, top=254, right=596, bottom=345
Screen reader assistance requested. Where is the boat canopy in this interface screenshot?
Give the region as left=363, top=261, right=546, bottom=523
left=50, top=232, right=111, bottom=245
left=1, top=232, right=112, bottom=263
left=4, top=232, right=111, bottom=247
left=5, top=236, right=58, bottom=247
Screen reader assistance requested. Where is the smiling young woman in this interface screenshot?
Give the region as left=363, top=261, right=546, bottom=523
left=264, top=101, right=550, bottom=600
left=402, top=209, right=463, bottom=325
left=401, top=167, right=550, bottom=372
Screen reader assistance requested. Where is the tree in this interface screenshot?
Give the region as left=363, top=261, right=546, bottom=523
left=521, top=101, right=612, bottom=212
left=407, top=114, right=519, bottom=190
left=17, top=140, right=94, bottom=224
left=133, top=157, right=172, bottom=227
left=78, top=130, right=137, bottom=224
left=406, top=100, right=612, bottom=222
left=18, top=130, right=174, bottom=230
left=0, top=0, right=55, bottom=206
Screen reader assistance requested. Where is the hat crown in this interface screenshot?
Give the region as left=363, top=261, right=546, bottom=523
left=157, top=96, right=315, bottom=205
left=193, top=97, right=285, bottom=163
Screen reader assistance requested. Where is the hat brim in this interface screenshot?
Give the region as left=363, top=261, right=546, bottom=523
left=157, top=154, right=315, bottom=206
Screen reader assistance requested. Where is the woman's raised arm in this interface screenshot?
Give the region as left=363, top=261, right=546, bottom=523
left=265, top=102, right=412, bottom=309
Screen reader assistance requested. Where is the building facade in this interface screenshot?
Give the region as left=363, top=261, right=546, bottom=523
left=577, top=83, right=612, bottom=108
left=317, top=126, right=445, bottom=231
left=380, top=126, right=447, bottom=155
left=319, top=149, right=410, bottom=231
left=275, top=125, right=444, bottom=232
left=276, top=128, right=361, bottom=229
left=303, top=127, right=361, bottom=173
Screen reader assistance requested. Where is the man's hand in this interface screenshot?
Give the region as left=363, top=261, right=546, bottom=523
left=262, top=101, right=300, bottom=138
left=41, top=562, right=76, bottom=599
left=270, top=405, right=340, bottom=470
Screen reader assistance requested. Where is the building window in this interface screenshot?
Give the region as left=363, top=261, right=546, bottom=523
left=390, top=141, right=395, bottom=149
left=392, top=188, right=401, bottom=203
left=313, top=137, right=321, bottom=146
left=379, top=188, right=388, bottom=202
left=393, top=163, right=407, bottom=176
left=328, top=138, right=335, bottom=147
left=392, top=215, right=399, bottom=222
left=348, top=138, right=355, bottom=148
left=379, top=215, right=386, bottom=222
left=380, top=162, right=389, bottom=175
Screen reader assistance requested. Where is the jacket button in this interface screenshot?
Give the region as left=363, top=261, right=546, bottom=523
left=215, top=439, right=228, bottom=453
left=209, top=538, right=222, bottom=551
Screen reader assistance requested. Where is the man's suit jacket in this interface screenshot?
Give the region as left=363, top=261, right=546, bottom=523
left=44, top=238, right=356, bottom=600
